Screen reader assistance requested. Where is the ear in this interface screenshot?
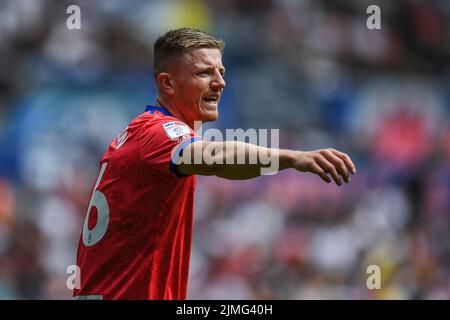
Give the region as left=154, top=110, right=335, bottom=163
left=156, top=73, right=175, bottom=96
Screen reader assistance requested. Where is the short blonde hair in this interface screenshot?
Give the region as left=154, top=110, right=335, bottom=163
left=153, top=28, right=225, bottom=78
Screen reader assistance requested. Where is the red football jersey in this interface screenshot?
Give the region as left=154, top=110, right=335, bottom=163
left=74, top=106, right=202, bottom=300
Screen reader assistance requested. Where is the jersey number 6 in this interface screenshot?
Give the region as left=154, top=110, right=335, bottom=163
left=82, top=162, right=110, bottom=247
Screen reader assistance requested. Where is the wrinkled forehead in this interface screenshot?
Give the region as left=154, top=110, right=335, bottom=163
left=180, top=48, right=223, bottom=69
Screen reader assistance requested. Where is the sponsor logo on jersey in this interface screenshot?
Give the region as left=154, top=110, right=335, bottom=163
left=162, top=122, right=191, bottom=140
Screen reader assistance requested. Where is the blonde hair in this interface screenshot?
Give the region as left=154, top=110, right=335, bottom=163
left=153, top=28, right=225, bottom=78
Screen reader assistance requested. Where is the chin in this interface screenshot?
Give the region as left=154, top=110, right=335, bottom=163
left=201, top=111, right=219, bottom=123
left=208, top=113, right=219, bottom=122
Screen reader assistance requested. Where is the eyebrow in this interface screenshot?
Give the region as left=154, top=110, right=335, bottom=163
left=195, top=65, right=226, bottom=74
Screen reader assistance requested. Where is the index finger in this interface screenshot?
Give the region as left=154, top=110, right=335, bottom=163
left=331, top=149, right=356, bottom=174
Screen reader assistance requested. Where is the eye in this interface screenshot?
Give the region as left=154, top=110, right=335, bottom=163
left=196, top=70, right=210, bottom=78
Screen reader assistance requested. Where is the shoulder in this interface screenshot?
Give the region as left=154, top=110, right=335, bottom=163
left=158, top=119, right=193, bottom=140
left=139, top=113, right=192, bottom=138
left=137, top=114, right=196, bottom=150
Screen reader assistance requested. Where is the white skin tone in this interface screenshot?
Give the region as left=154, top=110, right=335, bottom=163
left=156, top=48, right=226, bottom=130
left=155, top=47, right=356, bottom=184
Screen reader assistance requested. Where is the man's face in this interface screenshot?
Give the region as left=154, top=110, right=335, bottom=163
left=169, top=48, right=226, bottom=125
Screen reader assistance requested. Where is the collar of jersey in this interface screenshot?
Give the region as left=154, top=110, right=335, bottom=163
left=145, top=105, right=172, bottom=117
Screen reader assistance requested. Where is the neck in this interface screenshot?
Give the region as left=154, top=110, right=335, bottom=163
left=156, top=97, right=195, bottom=130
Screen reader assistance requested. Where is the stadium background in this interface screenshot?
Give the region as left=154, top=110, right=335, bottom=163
left=0, top=0, right=449, bottom=299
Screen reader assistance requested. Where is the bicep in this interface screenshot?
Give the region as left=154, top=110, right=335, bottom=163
left=174, top=140, right=218, bottom=176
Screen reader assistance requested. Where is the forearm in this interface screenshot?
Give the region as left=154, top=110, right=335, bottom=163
left=176, top=140, right=355, bottom=185
left=207, top=141, right=295, bottom=180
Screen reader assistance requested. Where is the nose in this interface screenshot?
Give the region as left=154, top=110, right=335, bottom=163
left=211, top=71, right=226, bottom=90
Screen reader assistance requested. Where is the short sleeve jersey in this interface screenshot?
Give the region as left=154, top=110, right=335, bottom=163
left=74, top=106, right=201, bottom=300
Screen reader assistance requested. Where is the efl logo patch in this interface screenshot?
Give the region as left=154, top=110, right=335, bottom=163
left=162, top=122, right=191, bottom=140
left=178, top=134, right=191, bottom=141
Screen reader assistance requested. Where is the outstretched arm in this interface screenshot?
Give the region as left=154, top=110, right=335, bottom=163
left=175, top=140, right=356, bottom=185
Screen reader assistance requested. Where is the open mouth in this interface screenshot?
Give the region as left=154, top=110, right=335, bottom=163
left=203, top=95, right=219, bottom=106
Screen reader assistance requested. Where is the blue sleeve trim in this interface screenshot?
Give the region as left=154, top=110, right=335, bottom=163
left=169, top=137, right=203, bottom=177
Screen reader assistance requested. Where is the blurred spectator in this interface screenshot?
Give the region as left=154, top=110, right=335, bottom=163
left=0, top=0, right=449, bottom=299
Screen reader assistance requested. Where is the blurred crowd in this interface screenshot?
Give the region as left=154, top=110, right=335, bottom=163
left=0, top=0, right=449, bottom=299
